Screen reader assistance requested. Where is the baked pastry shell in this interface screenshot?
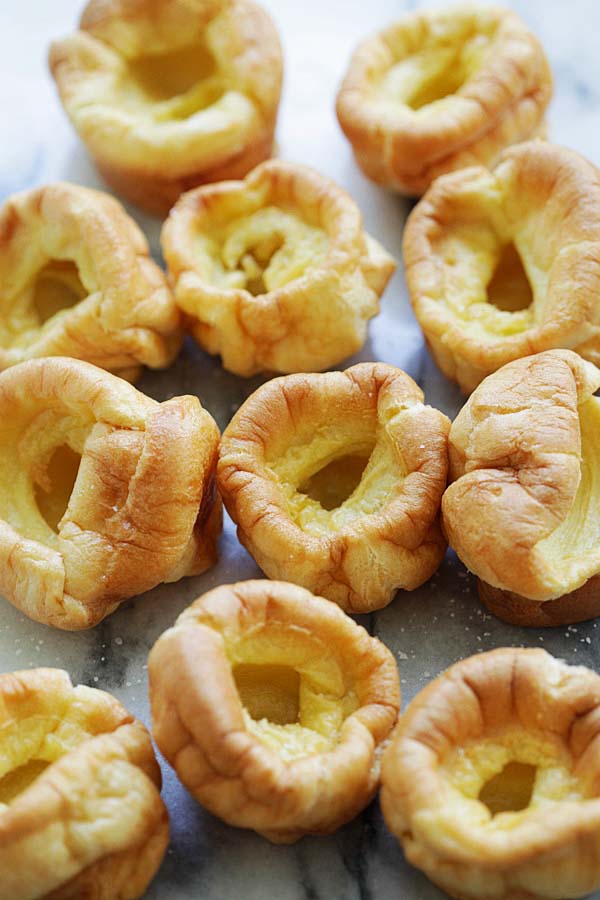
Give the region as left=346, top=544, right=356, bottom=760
left=161, top=160, right=396, bottom=376
left=443, top=350, right=600, bottom=624
left=0, top=181, right=181, bottom=380
left=0, top=356, right=221, bottom=629
left=217, top=362, right=450, bottom=612
left=149, top=579, right=400, bottom=842
left=381, top=648, right=600, bottom=900
left=49, top=0, right=283, bottom=216
left=336, top=5, right=552, bottom=196
left=0, top=667, right=168, bottom=900
left=404, top=141, right=600, bottom=393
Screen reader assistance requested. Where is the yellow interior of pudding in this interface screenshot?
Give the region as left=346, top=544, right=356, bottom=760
left=116, top=38, right=225, bottom=121
left=0, top=412, right=92, bottom=546
left=269, top=413, right=406, bottom=536
left=1, top=258, right=90, bottom=349
left=230, top=627, right=359, bottom=762
left=442, top=729, right=583, bottom=829
left=194, top=206, right=330, bottom=295
left=535, top=396, right=600, bottom=590
left=432, top=221, right=541, bottom=341
left=376, top=23, right=495, bottom=110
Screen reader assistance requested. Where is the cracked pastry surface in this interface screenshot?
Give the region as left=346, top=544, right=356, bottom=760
left=443, top=350, right=600, bottom=625
left=381, top=648, right=600, bottom=900
left=149, top=579, right=400, bottom=842
left=0, top=182, right=181, bottom=381
left=404, top=140, right=600, bottom=393
left=218, top=363, right=449, bottom=612
left=161, top=160, right=396, bottom=375
left=0, top=667, right=168, bottom=900
left=49, top=0, right=283, bottom=215
left=0, top=356, right=221, bottom=630
left=336, top=5, right=552, bottom=196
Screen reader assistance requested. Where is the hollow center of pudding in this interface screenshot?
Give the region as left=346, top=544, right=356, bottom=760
left=234, top=663, right=300, bottom=725
left=536, top=396, right=600, bottom=589
left=32, top=260, right=88, bottom=324
left=200, top=207, right=330, bottom=294
left=299, top=452, right=372, bottom=510
left=378, top=26, right=494, bottom=109
left=478, top=761, right=536, bottom=815
left=486, top=243, right=533, bottom=312
left=128, top=42, right=218, bottom=102
left=0, top=759, right=50, bottom=804
left=34, top=444, right=81, bottom=531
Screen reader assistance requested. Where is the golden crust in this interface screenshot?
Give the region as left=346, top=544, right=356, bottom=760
left=0, top=667, right=168, bottom=900
left=443, top=350, right=600, bottom=619
left=0, top=356, right=221, bottom=629
left=404, top=141, right=600, bottom=393
left=336, top=5, right=552, bottom=196
left=218, top=363, right=449, bottom=612
left=381, top=648, right=600, bottom=900
left=49, top=0, right=283, bottom=215
left=336, top=5, right=552, bottom=195
left=149, top=579, right=400, bottom=842
left=0, top=182, right=181, bottom=379
left=161, top=160, right=396, bottom=376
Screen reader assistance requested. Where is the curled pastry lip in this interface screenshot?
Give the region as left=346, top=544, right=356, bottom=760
left=217, top=362, right=449, bottom=613
left=49, top=0, right=283, bottom=215
left=0, top=667, right=168, bottom=900
left=404, top=140, right=600, bottom=393
left=381, top=647, right=600, bottom=900
left=161, top=159, right=396, bottom=377
left=0, top=356, right=221, bottom=629
left=149, top=579, right=400, bottom=843
left=443, top=349, right=600, bottom=620
left=336, top=4, right=552, bottom=196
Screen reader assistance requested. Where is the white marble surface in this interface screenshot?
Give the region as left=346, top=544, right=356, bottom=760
left=1, top=1, right=600, bottom=898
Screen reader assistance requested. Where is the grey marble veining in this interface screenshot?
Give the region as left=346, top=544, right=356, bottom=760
left=1, top=1, right=600, bottom=897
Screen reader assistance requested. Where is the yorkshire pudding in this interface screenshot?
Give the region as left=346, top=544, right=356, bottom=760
left=0, top=356, right=221, bottom=630
left=49, top=0, right=283, bottom=215
left=0, top=667, right=168, bottom=900
left=336, top=5, right=552, bottom=196
left=443, top=350, right=600, bottom=626
left=0, top=182, right=181, bottom=380
left=404, top=140, right=600, bottom=393
left=218, top=363, right=449, bottom=612
left=381, top=648, right=600, bottom=900
left=161, top=160, right=396, bottom=376
left=149, top=579, right=400, bottom=842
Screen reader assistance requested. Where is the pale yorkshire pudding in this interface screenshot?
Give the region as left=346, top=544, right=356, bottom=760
left=0, top=182, right=181, bottom=381
left=335, top=5, right=551, bottom=197
left=404, top=140, right=600, bottom=393
left=381, top=648, right=600, bottom=900
left=0, top=356, right=221, bottom=630
left=149, top=579, right=400, bottom=842
left=161, top=160, right=396, bottom=376
left=0, top=668, right=168, bottom=900
left=49, top=0, right=283, bottom=215
left=218, top=363, right=449, bottom=612
left=442, top=350, right=600, bottom=627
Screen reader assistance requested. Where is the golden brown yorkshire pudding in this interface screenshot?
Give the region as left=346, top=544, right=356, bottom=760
left=161, top=160, right=396, bottom=376
left=0, top=356, right=221, bottom=630
left=336, top=5, right=552, bottom=196
left=404, top=141, right=600, bottom=393
left=49, top=0, right=283, bottom=215
left=0, top=182, right=181, bottom=381
left=149, top=579, right=400, bottom=843
left=218, top=363, right=449, bottom=612
left=442, top=350, right=600, bottom=626
left=0, top=668, right=168, bottom=900
left=381, top=648, right=600, bottom=900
